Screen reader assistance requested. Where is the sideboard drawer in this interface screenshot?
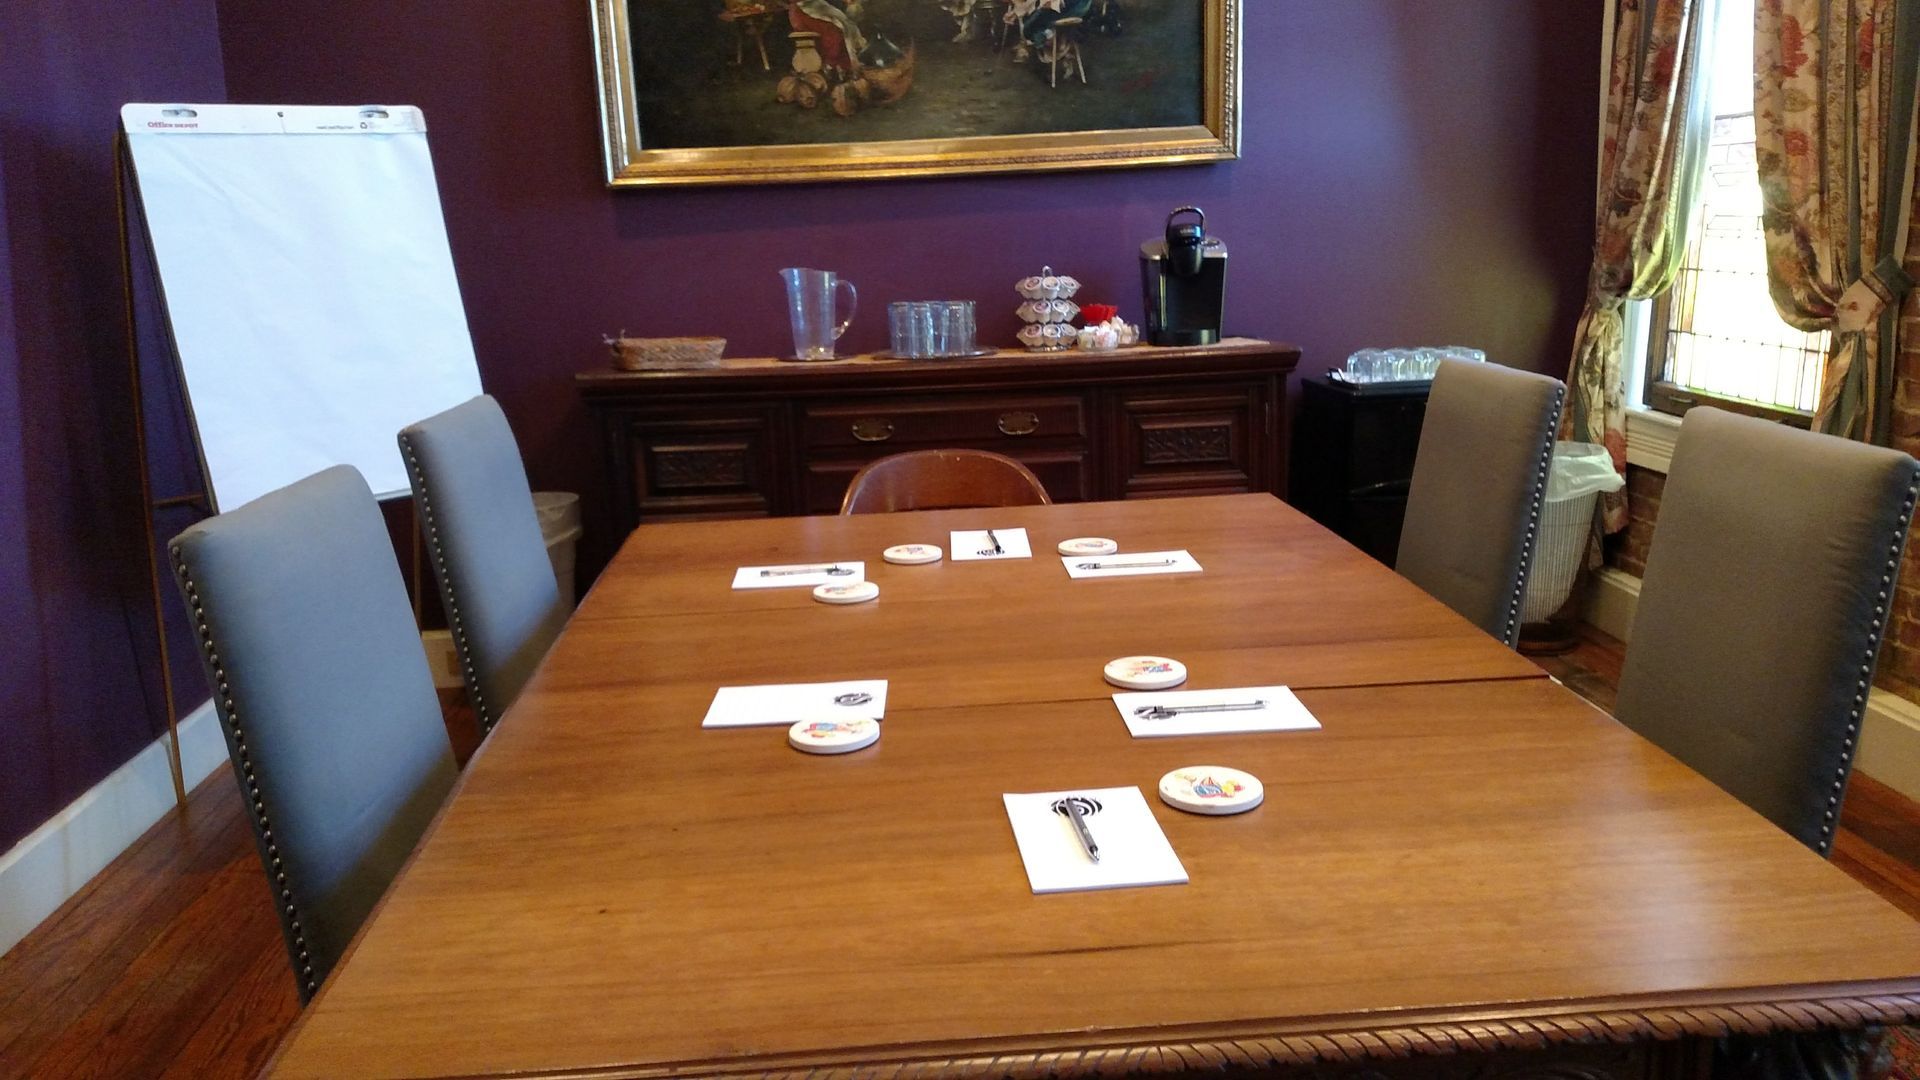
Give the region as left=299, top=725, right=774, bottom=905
left=803, top=394, right=1087, bottom=451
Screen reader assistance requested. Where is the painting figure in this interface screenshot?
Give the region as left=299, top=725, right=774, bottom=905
left=788, top=0, right=869, bottom=74
left=938, top=0, right=992, bottom=42
left=1010, top=0, right=1120, bottom=48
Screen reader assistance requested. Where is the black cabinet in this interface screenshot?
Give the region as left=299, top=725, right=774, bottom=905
left=1289, top=376, right=1431, bottom=565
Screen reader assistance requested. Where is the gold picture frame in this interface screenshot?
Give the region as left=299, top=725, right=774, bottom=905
left=591, top=0, right=1240, bottom=188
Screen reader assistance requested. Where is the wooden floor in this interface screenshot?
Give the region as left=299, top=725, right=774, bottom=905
left=2, top=652, right=1915, bottom=1078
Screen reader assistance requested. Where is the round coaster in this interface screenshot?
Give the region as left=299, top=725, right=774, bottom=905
left=788, top=717, right=881, bottom=755
left=813, top=580, right=880, bottom=605
left=1158, top=766, right=1264, bottom=815
left=1103, top=655, right=1187, bottom=690
left=883, top=543, right=944, bottom=565
left=1058, top=536, right=1119, bottom=557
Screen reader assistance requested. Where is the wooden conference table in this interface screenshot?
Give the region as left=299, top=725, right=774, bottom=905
left=270, top=495, right=1920, bottom=1079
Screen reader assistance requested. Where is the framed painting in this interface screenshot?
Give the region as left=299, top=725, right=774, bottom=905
left=591, top=0, right=1240, bottom=187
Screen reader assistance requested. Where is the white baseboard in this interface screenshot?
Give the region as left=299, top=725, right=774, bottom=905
left=1582, top=568, right=1920, bottom=802
left=1582, top=567, right=1641, bottom=642
left=0, top=700, right=227, bottom=958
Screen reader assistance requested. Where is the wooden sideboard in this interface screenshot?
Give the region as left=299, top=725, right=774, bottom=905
left=576, top=338, right=1299, bottom=534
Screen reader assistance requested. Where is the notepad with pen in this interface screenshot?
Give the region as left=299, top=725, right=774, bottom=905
left=1002, top=786, right=1188, bottom=894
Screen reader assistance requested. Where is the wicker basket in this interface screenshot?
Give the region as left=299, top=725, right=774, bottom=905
left=606, top=335, right=726, bottom=371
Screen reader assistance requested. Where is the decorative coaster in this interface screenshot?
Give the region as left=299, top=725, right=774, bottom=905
left=788, top=717, right=881, bottom=755
left=813, top=580, right=880, bottom=605
left=883, top=543, right=944, bottom=565
left=1057, top=537, right=1119, bottom=556
left=1158, top=766, right=1264, bottom=815
left=1103, top=655, right=1187, bottom=690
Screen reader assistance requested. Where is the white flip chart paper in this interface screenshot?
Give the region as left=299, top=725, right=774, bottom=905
left=122, top=103, right=482, bottom=511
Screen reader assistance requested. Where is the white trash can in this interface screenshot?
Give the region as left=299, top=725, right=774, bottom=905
left=534, top=492, right=583, bottom=609
left=1519, top=443, right=1624, bottom=625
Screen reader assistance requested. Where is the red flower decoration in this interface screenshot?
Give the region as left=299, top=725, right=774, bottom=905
left=1778, top=17, right=1809, bottom=77
left=1080, top=303, right=1118, bottom=324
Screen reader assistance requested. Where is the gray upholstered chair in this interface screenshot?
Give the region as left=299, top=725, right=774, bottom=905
left=1395, top=359, right=1566, bottom=647
left=399, top=395, right=568, bottom=737
left=168, top=465, right=457, bottom=1001
left=1615, top=407, right=1920, bottom=854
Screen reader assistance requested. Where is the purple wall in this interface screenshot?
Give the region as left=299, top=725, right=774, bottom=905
left=0, top=2, right=1602, bottom=850
left=215, top=0, right=1601, bottom=557
left=0, top=1, right=228, bottom=849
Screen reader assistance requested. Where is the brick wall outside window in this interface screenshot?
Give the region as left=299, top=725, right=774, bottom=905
left=1879, top=180, right=1920, bottom=702
left=1603, top=182, right=1920, bottom=702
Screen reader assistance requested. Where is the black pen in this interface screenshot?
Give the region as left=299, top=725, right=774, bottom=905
left=1064, top=797, right=1100, bottom=864
left=986, top=529, right=1003, bottom=555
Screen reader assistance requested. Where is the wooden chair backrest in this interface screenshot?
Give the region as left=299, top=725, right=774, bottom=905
left=839, top=449, right=1053, bottom=514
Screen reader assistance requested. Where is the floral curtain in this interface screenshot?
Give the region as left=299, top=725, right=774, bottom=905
left=1569, top=0, right=1718, bottom=536
left=1755, top=0, right=1920, bottom=443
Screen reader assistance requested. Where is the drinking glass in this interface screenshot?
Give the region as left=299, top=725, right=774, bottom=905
left=889, top=302, right=923, bottom=357
left=943, top=301, right=975, bottom=355
left=1384, top=348, right=1419, bottom=381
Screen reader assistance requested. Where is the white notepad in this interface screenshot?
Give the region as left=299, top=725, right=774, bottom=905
left=1002, top=786, right=1188, bottom=894
left=950, top=528, right=1032, bottom=561
left=1113, top=686, right=1321, bottom=739
left=1061, top=549, right=1203, bottom=579
left=731, top=561, right=866, bottom=590
left=701, top=680, right=888, bottom=728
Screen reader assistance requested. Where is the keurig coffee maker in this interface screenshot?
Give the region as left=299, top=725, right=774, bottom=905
left=1140, top=206, right=1227, bottom=346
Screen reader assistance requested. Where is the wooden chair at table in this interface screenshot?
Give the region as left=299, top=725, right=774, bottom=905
left=168, top=466, right=458, bottom=1002
left=399, top=395, right=570, bottom=740
left=1395, top=359, right=1566, bottom=648
left=840, top=449, right=1051, bottom=514
left=1614, top=406, right=1920, bottom=855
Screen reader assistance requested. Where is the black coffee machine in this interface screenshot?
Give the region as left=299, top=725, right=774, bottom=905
left=1140, top=206, right=1227, bottom=346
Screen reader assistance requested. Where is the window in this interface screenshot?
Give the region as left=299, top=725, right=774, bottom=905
left=1642, top=0, right=1828, bottom=425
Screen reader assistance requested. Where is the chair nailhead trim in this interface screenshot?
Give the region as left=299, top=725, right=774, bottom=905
left=1505, top=389, right=1566, bottom=648
left=1818, top=474, right=1920, bottom=854
left=170, top=544, right=319, bottom=999
left=400, top=436, right=496, bottom=735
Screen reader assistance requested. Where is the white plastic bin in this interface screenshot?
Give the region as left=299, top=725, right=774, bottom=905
left=1519, top=443, right=1624, bottom=624
left=534, top=492, right=583, bottom=609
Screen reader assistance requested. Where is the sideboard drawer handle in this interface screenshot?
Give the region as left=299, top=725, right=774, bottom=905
left=851, top=418, right=894, bottom=443
left=997, top=410, right=1040, bottom=436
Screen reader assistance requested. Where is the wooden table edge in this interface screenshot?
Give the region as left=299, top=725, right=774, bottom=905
left=284, top=982, right=1920, bottom=1079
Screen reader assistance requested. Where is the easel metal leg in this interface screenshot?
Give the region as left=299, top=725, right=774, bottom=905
left=119, top=132, right=189, bottom=812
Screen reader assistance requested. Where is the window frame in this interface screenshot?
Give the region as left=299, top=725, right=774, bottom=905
left=1642, top=288, right=1814, bottom=428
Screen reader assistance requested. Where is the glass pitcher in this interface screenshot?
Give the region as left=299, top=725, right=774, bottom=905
left=780, top=268, right=858, bottom=361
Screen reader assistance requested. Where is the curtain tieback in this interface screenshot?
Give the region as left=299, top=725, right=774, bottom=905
left=1835, top=255, right=1917, bottom=333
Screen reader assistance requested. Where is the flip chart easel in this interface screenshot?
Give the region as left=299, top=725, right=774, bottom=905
left=116, top=104, right=483, bottom=804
